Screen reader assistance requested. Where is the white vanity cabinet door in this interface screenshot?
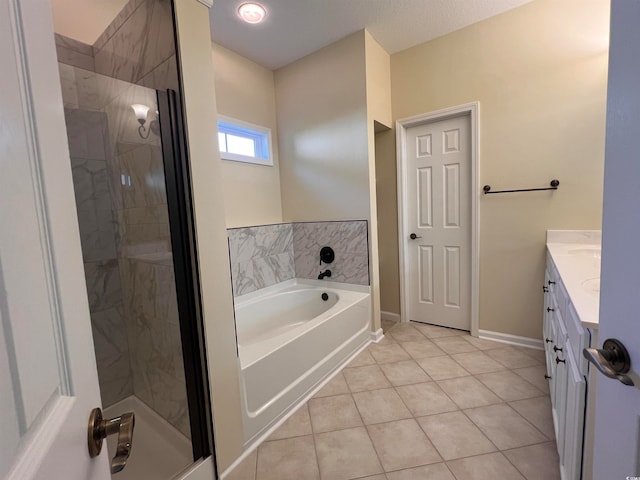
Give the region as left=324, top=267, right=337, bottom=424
left=562, top=348, right=586, bottom=480
left=553, top=316, right=569, bottom=462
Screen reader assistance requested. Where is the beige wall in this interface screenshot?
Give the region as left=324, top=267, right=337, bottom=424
left=212, top=43, right=283, bottom=228
left=275, top=31, right=370, bottom=222
left=174, top=2, right=243, bottom=472
left=365, top=31, right=392, bottom=329
left=379, top=0, right=609, bottom=339
left=375, top=128, right=401, bottom=315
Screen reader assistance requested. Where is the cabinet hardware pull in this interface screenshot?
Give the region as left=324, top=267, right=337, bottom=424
left=545, top=338, right=553, bottom=343
left=555, top=357, right=565, bottom=365
left=544, top=374, right=552, bottom=379
left=546, top=307, right=555, bottom=312
left=553, top=346, right=563, bottom=352
left=543, top=286, right=549, bottom=293
left=548, top=280, right=556, bottom=285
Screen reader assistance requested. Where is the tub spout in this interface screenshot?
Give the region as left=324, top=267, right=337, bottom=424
left=318, top=269, right=332, bottom=280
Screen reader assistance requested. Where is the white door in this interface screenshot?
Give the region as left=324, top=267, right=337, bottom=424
left=404, top=115, right=471, bottom=331
left=591, top=2, right=640, bottom=478
left=0, top=0, right=109, bottom=478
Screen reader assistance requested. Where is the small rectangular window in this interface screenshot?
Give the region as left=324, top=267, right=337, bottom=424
left=217, top=115, right=273, bottom=166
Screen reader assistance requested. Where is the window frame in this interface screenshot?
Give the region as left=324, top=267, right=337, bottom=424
left=217, top=115, right=274, bottom=166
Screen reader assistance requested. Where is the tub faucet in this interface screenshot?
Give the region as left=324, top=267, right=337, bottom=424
left=318, top=269, right=332, bottom=280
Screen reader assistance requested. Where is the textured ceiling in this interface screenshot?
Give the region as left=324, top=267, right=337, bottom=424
left=210, top=0, right=535, bottom=70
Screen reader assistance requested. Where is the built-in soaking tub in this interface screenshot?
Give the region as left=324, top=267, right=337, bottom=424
left=234, top=279, right=371, bottom=443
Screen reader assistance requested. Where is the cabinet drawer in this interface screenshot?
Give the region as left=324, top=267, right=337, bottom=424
left=562, top=348, right=586, bottom=480
left=565, top=301, right=590, bottom=376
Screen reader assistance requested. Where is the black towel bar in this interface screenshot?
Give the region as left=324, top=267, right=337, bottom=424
left=483, top=179, right=559, bottom=195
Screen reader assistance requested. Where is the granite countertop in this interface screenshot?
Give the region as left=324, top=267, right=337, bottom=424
left=546, top=230, right=601, bottom=329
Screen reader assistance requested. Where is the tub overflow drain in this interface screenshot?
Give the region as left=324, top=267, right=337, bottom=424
left=321, top=293, right=329, bottom=301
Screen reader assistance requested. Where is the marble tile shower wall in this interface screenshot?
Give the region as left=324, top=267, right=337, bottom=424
left=65, top=109, right=133, bottom=407
left=228, top=221, right=369, bottom=297
left=58, top=0, right=187, bottom=437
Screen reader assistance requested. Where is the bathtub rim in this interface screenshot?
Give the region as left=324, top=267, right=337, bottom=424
left=234, top=279, right=371, bottom=368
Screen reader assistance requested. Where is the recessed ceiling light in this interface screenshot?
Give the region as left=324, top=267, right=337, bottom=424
left=238, top=3, right=267, bottom=24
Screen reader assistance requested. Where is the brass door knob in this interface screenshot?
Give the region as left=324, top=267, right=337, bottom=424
left=88, top=407, right=135, bottom=474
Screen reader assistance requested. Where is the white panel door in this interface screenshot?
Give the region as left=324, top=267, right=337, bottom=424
left=591, top=2, right=640, bottom=477
left=0, top=0, right=109, bottom=478
left=405, top=115, right=471, bottom=330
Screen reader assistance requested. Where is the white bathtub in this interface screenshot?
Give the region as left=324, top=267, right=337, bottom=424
left=234, top=279, right=371, bottom=443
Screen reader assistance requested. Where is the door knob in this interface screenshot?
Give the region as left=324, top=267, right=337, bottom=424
left=88, top=407, right=135, bottom=474
left=583, top=338, right=634, bottom=386
left=409, top=233, right=422, bottom=240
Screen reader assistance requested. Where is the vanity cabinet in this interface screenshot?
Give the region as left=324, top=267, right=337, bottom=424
left=544, top=253, right=590, bottom=480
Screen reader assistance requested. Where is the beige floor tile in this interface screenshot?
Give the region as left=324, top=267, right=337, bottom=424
left=417, top=356, right=470, bottom=380
left=308, top=394, right=363, bottom=433
left=348, top=349, right=377, bottom=367
left=376, top=334, right=398, bottom=345
left=386, top=463, right=455, bottom=480
left=399, top=340, right=447, bottom=360
left=512, top=365, right=550, bottom=394
left=226, top=449, right=256, bottom=480
left=369, top=344, right=411, bottom=364
left=465, top=404, right=547, bottom=450
left=353, top=388, right=412, bottom=425
left=268, top=403, right=312, bottom=440
left=388, top=325, right=426, bottom=343
left=432, top=336, right=479, bottom=354
left=396, top=382, right=458, bottom=416
left=315, top=427, right=384, bottom=480
left=417, top=411, right=497, bottom=460
left=509, top=396, right=555, bottom=439
left=411, top=323, right=465, bottom=338
left=461, top=335, right=503, bottom=350
left=256, top=436, right=319, bottom=480
left=382, top=319, right=397, bottom=332
left=437, top=376, right=502, bottom=409
left=446, top=452, right=525, bottom=480
left=451, top=351, right=507, bottom=374
left=476, top=371, right=545, bottom=402
left=343, top=365, right=392, bottom=392
left=486, top=347, right=542, bottom=368
left=368, top=419, right=442, bottom=471
left=380, top=360, right=431, bottom=386
left=314, top=372, right=350, bottom=398
left=522, top=348, right=546, bottom=363
left=360, top=475, right=388, bottom=480
left=503, top=442, right=561, bottom=480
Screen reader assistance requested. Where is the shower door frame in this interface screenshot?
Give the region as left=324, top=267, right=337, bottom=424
left=158, top=88, right=216, bottom=467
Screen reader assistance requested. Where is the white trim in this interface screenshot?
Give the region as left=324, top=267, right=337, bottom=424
left=369, top=328, right=384, bottom=343
left=396, top=102, right=480, bottom=336
left=221, top=339, right=372, bottom=479
left=197, top=0, right=213, bottom=7
left=381, top=311, right=400, bottom=323
left=478, top=329, right=544, bottom=350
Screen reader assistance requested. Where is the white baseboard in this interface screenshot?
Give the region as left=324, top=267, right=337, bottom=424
left=370, top=328, right=384, bottom=343
left=478, top=329, right=544, bottom=350
left=381, top=311, right=400, bottom=323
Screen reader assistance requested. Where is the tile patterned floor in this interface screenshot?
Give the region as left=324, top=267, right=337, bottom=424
left=227, top=321, right=560, bottom=480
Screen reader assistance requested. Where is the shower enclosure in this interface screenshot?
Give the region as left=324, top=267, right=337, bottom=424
left=53, top=1, right=211, bottom=478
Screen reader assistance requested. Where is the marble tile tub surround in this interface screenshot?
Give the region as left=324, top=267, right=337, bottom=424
left=228, top=223, right=295, bottom=297
left=294, top=221, right=369, bottom=285
left=227, top=221, right=369, bottom=297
